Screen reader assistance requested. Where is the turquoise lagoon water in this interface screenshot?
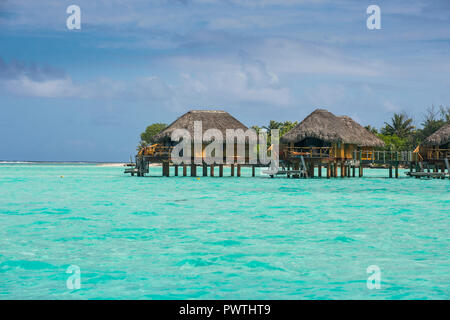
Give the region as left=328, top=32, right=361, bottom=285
left=0, top=164, right=448, bottom=300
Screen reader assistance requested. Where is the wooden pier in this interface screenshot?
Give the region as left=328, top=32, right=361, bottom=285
left=125, top=145, right=449, bottom=180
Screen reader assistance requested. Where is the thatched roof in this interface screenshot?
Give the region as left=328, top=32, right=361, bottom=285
left=281, top=109, right=385, bottom=147
left=153, top=110, right=248, bottom=142
left=422, top=122, right=450, bottom=147
left=338, top=116, right=385, bottom=147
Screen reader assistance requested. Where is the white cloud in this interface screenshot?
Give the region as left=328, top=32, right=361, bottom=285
left=253, top=38, right=385, bottom=77
left=3, top=76, right=80, bottom=98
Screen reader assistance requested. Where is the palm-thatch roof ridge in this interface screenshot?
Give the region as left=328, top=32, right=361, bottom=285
left=281, top=109, right=385, bottom=147
left=153, top=110, right=248, bottom=142
left=422, top=122, right=450, bottom=147
left=338, top=115, right=385, bottom=147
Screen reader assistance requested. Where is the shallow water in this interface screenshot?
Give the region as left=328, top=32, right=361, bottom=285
left=0, top=164, right=448, bottom=299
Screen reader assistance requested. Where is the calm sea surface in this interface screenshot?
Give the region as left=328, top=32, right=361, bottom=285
left=0, top=164, right=448, bottom=299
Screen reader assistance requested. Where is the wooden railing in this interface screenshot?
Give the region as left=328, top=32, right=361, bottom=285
left=286, top=147, right=333, bottom=159
left=140, top=145, right=173, bottom=157
left=425, top=149, right=450, bottom=160
left=355, top=150, right=418, bottom=163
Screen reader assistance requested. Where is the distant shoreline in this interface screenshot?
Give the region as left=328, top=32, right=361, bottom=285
left=0, top=161, right=129, bottom=166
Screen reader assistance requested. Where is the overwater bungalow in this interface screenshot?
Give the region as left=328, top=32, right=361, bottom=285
left=134, top=110, right=251, bottom=177
left=281, top=109, right=384, bottom=160
left=280, top=109, right=385, bottom=177
left=127, top=108, right=443, bottom=179
left=420, top=122, right=450, bottom=162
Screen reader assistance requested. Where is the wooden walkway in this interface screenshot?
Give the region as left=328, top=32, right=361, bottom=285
left=126, top=147, right=450, bottom=179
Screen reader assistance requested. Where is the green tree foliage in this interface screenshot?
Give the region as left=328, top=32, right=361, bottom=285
left=365, top=125, right=378, bottom=135
left=378, top=134, right=409, bottom=151
left=419, top=105, right=449, bottom=140
left=381, top=113, right=415, bottom=138
left=262, top=120, right=298, bottom=137
left=280, top=121, right=298, bottom=137
left=250, top=125, right=262, bottom=134
left=140, top=123, right=167, bottom=144
left=376, top=106, right=449, bottom=150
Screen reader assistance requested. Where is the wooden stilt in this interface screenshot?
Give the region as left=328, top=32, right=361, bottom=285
left=252, top=165, right=255, bottom=177
left=318, top=164, right=322, bottom=177
left=326, top=163, right=330, bottom=179
left=210, top=164, right=214, bottom=177
left=352, top=165, right=355, bottom=177
left=237, top=164, right=241, bottom=177
left=341, top=162, right=345, bottom=178
left=183, top=164, right=187, bottom=176
left=389, top=165, right=393, bottom=178
left=293, top=162, right=300, bottom=178
left=308, top=162, right=314, bottom=178
left=163, top=161, right=170, bottom=177
left=231, top=164, right=235, bottom=176
left=334, top=162, right=338, bottom=178
left=174, top=165, right=178, bottom=176
left=203, top=164, right=208, bottom=177
left=359, top=165, right=363, bottom=177
left=191, top=164, right=197, bottom=177
left=395, top=165, right=399, bottom=178
left=219, top=164, right=223, bottom=177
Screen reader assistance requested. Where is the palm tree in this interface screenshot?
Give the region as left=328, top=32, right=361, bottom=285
left=263, top=120, right=283, bottom=132
left=382, top=113, right=415, bottom=138
left=365, top=125, right=378, bottom=135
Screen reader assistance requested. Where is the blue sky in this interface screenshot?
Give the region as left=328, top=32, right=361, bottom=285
left=0, top=0, right=449, bottom=161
